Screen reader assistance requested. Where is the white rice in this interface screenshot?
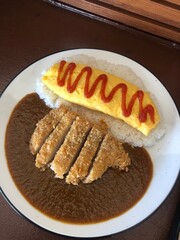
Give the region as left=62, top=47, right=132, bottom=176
left=36, top=54, right=165, bottom=147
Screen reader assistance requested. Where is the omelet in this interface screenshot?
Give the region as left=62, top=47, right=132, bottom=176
left=42, top=60, right=160, bottom=136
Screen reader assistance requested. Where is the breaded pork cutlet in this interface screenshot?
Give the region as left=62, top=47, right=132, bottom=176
left=35, top=111, right=76, bottom=168
left=84, top=134, right=130, bottom=183
left=30, top=106, right=131, bottom=184
left=66, top=125, right=106, bottom=185
left=51, top=116, right=91, bottom=179
left=29, top=106, right=67, bottom=155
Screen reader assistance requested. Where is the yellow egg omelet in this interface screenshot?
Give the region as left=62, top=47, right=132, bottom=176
left=42, top=60, right=160, bottom=136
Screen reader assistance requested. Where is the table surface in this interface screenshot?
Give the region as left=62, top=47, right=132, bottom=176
left=0, top=1, right=179, bottom=239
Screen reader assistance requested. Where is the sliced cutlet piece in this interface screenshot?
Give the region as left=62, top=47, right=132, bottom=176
left=30, top=105, right=67, bottom=155
left=84, top=134, right=131, bottom=184
left=66, top=125, right=106, bottom=185
left=51, top=116, right=91, bottom=179
left=35, top=111, right=76, bottom=169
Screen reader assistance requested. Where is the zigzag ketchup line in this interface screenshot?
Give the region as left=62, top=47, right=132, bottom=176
left=57, top=60, right=155, bottom=123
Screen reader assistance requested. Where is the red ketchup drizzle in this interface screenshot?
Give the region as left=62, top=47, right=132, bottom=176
left=57, top=60, right=155, bottom=123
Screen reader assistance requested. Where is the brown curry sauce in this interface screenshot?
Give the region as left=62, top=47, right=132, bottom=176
left=5, top=93, right=153, bottom=224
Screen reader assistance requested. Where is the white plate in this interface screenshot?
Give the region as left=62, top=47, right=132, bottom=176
left=0, top=49, right=180, bottom=238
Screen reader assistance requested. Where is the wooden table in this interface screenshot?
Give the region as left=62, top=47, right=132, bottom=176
left=0, top=1, right=179, bottom=239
